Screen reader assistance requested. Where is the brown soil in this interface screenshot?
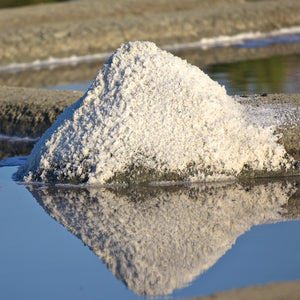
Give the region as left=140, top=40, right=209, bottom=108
left=189, top=281, right=300, bottom=300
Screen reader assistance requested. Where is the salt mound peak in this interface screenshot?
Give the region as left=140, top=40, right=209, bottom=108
left=16, top=41, right=292, bottom=184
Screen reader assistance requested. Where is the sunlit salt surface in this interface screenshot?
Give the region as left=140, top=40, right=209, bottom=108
left=16, top=41, right=295, bottom=185
left=1, top=167, right=300, bottom=300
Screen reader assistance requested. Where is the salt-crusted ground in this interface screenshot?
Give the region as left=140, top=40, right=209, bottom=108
left=0, top=0, right=300, bottom=65
left=192, top=281, right=300, bottom=300
left=1, top=40, right=300, bottom=89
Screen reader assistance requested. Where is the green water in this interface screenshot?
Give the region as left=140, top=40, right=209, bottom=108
left=41, top=53, right=300, bottom=95
left=203, top=54, right=300, bottom=95
left=0, top=0, right=67, bottom=8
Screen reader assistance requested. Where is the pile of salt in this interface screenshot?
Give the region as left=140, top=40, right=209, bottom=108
left=16, top=41, right=292, bottom=184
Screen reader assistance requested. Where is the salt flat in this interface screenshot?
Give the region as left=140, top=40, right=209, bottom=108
left=0, top=0, right=300, bottom=65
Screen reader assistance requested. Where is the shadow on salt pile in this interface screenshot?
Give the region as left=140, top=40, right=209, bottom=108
left=15, top=41, right=299, bottom=185
left=26, top=178, right=300, bottom=296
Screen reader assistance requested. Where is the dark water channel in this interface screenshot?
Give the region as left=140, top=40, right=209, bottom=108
left=42, top=52, right=300, bottom=95
left=1, top=46, right=300, bottom=300
left=204, top=53, right=300, bottom=95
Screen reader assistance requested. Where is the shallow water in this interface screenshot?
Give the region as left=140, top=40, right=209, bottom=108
left=203, top=54, right=300, bottom=95
left=45, top=53, right=300, bottom=95
left=1, top=40, right=300, bottom=299
left=1, top=167, right=300, bottom=300
left=0, top=136, right=37, bottom=160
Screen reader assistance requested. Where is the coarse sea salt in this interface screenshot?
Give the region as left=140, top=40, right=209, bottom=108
left=16, top=41, right=293, bottom=184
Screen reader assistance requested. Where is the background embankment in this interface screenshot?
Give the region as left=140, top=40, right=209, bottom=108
left=190, top=281, right=300, bottom=300
left=1, top=0, right=300, bottom=65
left=0, top=86, right=81, bottom=137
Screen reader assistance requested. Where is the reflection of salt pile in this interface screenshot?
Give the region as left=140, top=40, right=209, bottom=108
left=17, top=41, right=292, bottom=184
left=28, top=181, right=298, bottom=295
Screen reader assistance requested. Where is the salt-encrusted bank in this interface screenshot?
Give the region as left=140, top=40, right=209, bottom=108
left=1, top=0, right=300, bottom=65
left=16, top=42, right=294, bottom=184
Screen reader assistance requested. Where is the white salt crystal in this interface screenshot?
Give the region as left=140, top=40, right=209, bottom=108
left=16, top=41, right=293, bottom=184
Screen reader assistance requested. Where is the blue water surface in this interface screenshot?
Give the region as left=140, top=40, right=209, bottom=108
left=0, top=167, right=134, bottom=300
left=1, top=167, right=300, bottom=300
